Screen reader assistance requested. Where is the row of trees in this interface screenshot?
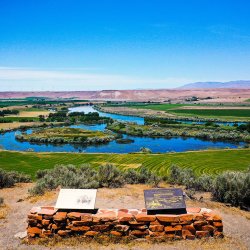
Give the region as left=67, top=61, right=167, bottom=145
left=0, top=109, right=19, bottom=117
left=39, top=111, right=112, bottom=124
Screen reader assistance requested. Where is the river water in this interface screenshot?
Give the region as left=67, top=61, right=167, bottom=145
left=0, top=106, right=245, bottom=153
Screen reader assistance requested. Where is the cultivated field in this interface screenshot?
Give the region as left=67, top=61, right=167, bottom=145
left=100, top=104, right=250, bottom=121
left=0, top=149, right=249, bottom=179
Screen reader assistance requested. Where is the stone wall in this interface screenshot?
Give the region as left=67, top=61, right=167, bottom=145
left=27, top=206, right=223, bottom=240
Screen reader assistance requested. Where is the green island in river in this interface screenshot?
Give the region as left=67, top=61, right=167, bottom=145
left=15, top=127, right=116, bottom=145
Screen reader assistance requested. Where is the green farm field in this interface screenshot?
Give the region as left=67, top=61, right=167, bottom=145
left=168, top=109, right=250, bottom=118
left=117, top=103, right=250, bottom=119
left=0, top=149, right=249, bottom=179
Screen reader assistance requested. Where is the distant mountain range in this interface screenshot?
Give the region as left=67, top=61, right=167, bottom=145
left=178, top=80, right=250, bottom=89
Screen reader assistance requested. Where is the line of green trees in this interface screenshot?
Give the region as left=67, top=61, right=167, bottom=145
left=39, top=111, right=112, bottom=124
left=0, top=109, right=19, bottom=117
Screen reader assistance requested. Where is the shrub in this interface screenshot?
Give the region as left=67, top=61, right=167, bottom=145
left=124, top=167, right=162, bottom=186
left=0, top=169, right=31, bottom=188
left=139, top=147, right=152, bottom=154
left=29, top=164, right=100, bottom=195
left=0, top=197, right=4, bottom=205
left=124, top=169, right=142, bottom=184
left=212, top=168, right=250, bottom=207
left=98, top=164, right=125, bottom=188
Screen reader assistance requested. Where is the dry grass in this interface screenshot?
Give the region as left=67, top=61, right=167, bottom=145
left=23, top=234, right=248, bottom=250
left=17, top=111, right=51, bottom=117
left=0, top=122, right=39, bottom=130
left=0, top=204, right=9, bottom=219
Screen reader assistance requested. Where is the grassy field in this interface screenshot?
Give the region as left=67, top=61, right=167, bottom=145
left=114, top=103, right=250, bottom=120
left=169, top=109, right=250, bottom=118
left=0, top=149, right=249, bottom=179
left=0, top=117, right=39, bottom=122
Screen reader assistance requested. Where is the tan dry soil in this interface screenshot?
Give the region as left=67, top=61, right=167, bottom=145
left=0, top=183, right=250, bottom=250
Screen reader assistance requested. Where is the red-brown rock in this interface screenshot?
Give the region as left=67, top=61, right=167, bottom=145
left=149, top=225, right=164, bottom=232
left=114, top=224, right=130, bottom=232
left=157, top=215, right=179, bottom=223
left=58, top=230, right=70, bottom=236
left=130, top=230, right=149, bottom=237
left=202, top=225, right=215, bottom=234
left=149, top=231, right=165, bottom=237
left=182, top=224, right=196, bottom=235
left=81, top=214, right=92, bottom=223
left=53, top=212, right=67, bottom=222
left=186, top=207, right=201, bottom=213
left=67, top=212, right=83, bottom=220
left=193, top=213, right=205, bottom=221
left=165, top=225, right=182, bottom=231
left=186, top=235, right=196, bottom=240
left=182, top=229, right=194, bottom=239
left=38, top=207, right=57, bottom=216
left=135, top=215, right=156, bottom=222
left=213, top=221, right=223, bottom=227
left=42, top=219, right=50, bottom=226
left=28, top=214, right=42, bottom=221
left=41, top=230, right=53, bottom=237
left=91, top=225, right=110, bottom=232
left=196, top=230, right=210, bottom=238
left=84, top=231, right=99, bottom=237
left=193, top=220, right=208, bottom=229
left=214, top=230, right=224, bottom=238
left=179, top=214, right=194, bottom=222
left=110, top=231, right=122, bottom=237
left=27, top=227, right=42, bottom=235
left=70, top=226, right=90, bottom=232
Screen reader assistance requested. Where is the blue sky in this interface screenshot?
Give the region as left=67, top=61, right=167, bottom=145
left=0, top=0, right=250, bottom=91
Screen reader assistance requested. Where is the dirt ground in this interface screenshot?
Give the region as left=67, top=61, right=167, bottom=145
left=0, top=183, right=250, bottom=250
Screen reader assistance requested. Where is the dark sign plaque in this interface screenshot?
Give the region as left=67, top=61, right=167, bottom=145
left=144, top=188, right=187, bottom=215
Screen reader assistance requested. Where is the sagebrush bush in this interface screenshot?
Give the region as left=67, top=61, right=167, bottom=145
left=30, top=164, right=163, bottom=195
left=30, top=164, right=100, bottom=195
left=124, top=167, right=162, bottom=186
left=212, top=168, right=250, bottom=207
left=0, top=169, right=31, bottom=188
left=98, top=164, right=125, bottom=188
left=0, top=197, right=4, bottom=205
left=168, top=164, right=250, bottom=208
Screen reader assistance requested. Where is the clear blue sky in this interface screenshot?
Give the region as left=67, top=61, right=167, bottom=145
left=0, top=0, right=250, bottom=91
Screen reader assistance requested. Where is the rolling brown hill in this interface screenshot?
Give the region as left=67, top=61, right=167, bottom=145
left=0, top=88, right=250, bottom=102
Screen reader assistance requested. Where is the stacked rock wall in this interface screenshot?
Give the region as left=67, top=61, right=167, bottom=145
left=27, top=206, right=223, bottom=240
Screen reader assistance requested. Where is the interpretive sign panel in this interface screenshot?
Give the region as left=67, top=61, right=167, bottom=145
left=144, top=188, right=186, bottom=214
left=55, top=189, right=97, bottom=210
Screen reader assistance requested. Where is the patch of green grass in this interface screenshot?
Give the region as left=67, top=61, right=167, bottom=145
left=0, top=149, right=249, bottom=179
left=169, top=109, right=250, bottom=118
left=21, top=127, right=108, bottom=139
left=0, top=117, right=39, bottom=122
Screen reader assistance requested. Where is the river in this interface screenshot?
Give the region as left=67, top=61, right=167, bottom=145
left=0, top=106, right=245, bottom=153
